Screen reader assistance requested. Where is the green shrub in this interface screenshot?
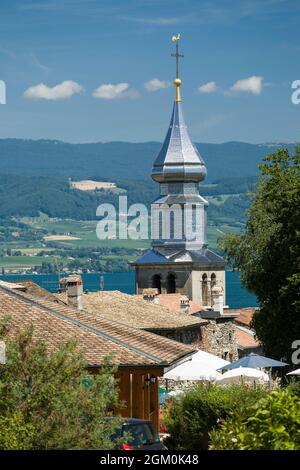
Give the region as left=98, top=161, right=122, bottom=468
left=0, top=323, right=121, bottom=450
left=0, top=414, right=34, bottom=450
left=210, top=389, right=300, bottom=450
left=286, top=379, right=300, bottom=398
left=164, top=384, right=267, bottom=450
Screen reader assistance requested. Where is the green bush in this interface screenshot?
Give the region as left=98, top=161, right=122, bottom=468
left=0, top=414, right=34, bottom=450
left=286, top=379, right=300, bottom=398
left=210, top=389, right=300, bottom=450
left=0, top=322, right=121, bottom=450
left=164, top=384, right=267, bottom=450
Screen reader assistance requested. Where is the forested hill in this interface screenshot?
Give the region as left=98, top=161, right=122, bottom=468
left=0, top=174, right=256, bottom=221
left=0, top=139, right=297, bottom=181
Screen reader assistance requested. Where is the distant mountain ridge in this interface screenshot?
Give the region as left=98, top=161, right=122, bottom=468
left=0, top=138, right=297, bottom=182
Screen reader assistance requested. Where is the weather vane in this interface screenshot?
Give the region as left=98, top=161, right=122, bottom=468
left=171, top=34, right=183, bottom=80
left=171, top=34, right=183, bottom=102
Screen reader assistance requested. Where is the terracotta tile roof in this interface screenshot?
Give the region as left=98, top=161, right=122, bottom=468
left=7, top=280, right=60, bottom=302
left=0, top=284, right=195, bottom=368
left=235, top=326, right=261, bottom=349
left=60, top=275, right=82, bottom=284
left=56, top=291, right=205, bottom=330
left=227, top=307, right=256, bottom=327
left=138, top=293, right=205, bottom=316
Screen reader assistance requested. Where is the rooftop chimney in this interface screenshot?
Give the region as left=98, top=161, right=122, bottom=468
left=211, top=285, right=224, bottom=316
left=65, top=275, right=83, bottom=310
left=180, top=295, right=190, bottom=314
left=142, top=288, right=159, bottom=304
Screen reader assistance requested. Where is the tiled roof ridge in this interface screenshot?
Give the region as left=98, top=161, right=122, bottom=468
left=235, top=324, right=256, bottom=335
left=56, top=291, right=204, bottom=328
left=0, top=284, right=166, bottom=365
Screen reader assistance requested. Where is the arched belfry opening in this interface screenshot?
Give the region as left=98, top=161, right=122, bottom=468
left=166, top=273, right=176, bottom=294
left=202, top=273, right=208, bottom=306
left=210, top=273, right=217, bottom=306
left=151, top=274, right=162, bottom=294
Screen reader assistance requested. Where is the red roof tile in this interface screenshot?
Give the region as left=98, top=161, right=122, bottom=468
left=0, top=284, right=195, bottom=369
left=235, top=326, right=260, bottom=348
left=137, top=293, right=205, bottom=315
left=227, top=307, right=256, bottom=327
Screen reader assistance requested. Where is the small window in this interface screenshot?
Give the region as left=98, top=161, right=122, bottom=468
left=202, top=273, right=208, bottom=305
left=210, top=273, right=217, bottom=305
left=151, top=274, right=161, bottom=294
left=167, top=273, right=176, bottom=294
left=211, top=273, right=217, bottom=287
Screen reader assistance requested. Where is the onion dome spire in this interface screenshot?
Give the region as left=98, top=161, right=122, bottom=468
left=151, top=34, right=207, bottom=184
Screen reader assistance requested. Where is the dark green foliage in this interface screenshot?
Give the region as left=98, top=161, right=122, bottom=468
left=0, top=322, right=121, bottom=449
left=164, top=384, right=267, bottom=450
left=0, top=174, right=122, bottom=219
left=220, top=147, right=300, bottom=361
left=33, top=246, right=141, bottom=273
left=201, top=176, right=257, bottom=196
left=208, top=193, right=250, bottom=225
left=0, top=138, right=296, bottom=180
left=286, top=379, right=300, bottom=398
left=210, top=389, right=300, bottom=450
left=0, top=217, right=45, bottom=243
left=0, top=414, right=34, bottom=450
left=0, top=173, right=253, bottom=223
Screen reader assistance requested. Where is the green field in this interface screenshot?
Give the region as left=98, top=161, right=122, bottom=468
left=0, top=255, right=56, bottom=269
left=26, top=219, right=150, bottom=249
left=206, top=194, right=240, bottom=206
left=206, top=223, right=242, bottom=252
left=27, top=217, right=242, bottom=252
left=0, top=198, right=246, bottom=271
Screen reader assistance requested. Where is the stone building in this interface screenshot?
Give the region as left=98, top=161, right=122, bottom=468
left=131, top=36, right=226, bottom=306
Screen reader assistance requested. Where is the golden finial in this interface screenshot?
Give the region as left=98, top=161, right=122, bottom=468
left=171, top=34, right=183, bottom=102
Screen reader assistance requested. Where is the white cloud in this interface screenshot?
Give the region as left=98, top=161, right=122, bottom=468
left=92, top=82, right=138, bottom=100
left=230, top=76, right=264, bottom=95
left=198, top=81, right=218, bottom=94
left=144, top=78, right=170, bottom=92
left=24, top=80, right=83, bottom=100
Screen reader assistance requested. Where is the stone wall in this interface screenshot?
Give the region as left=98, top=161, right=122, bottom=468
left=150, top=327, right=201, bottom=345
left=197, top=319, right=238, bottom=361
left=150, top=319, right=238, bottom=361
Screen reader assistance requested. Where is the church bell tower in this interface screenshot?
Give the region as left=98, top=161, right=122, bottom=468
left=132, top=35, right=226, bottom=307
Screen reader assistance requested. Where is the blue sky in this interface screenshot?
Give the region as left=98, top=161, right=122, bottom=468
left=0, top=0, right=299, bottom=143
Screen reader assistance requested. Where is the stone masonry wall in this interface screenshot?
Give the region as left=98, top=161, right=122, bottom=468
left=197, top=320, right=238, bottom=361
left=151, top=319, right=238, bottom=361
left=151, top=327, right=201, bottom=345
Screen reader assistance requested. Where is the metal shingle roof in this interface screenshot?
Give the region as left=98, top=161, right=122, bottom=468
left=133, top=248, right=226, bottom=267
left=151, top=101, right=207, bottom=183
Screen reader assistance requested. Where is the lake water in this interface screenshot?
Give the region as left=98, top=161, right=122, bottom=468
left=0, top=270, right=257, bottom=309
